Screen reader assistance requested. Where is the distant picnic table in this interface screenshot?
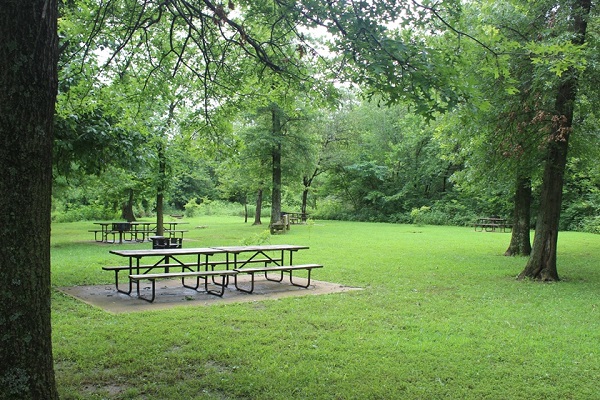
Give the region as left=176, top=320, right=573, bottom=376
left=281, top=212, right=310, bottom=224
left=474, top=217, right=512, bottom=233
left=90, top=221, right=188, bottom=244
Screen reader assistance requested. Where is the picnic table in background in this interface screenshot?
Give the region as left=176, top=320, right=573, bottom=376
left=129, top=222, right=156, bottom=242
left=281, top=212, right=310, bottom=224
left=474, top=217, right=512, bottom=233
left=90, top=220, right=188, bottom=243
left=89, top=222, right=132, bottom=244
left=89, top=222, right=113, bottom=242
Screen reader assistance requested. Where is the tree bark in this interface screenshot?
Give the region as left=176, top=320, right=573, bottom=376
left=518, top=0, right=591, bottom=280
left=156, top=142, right=166, bottom=236
left=270, top=105, right=283, bottom=228
left=301, top=168, right=319, bottom=221
left=253, top=188, right=263, bottom=225
left=518, top=134, right=568, bottom=280
left=0, top=1, right=60, bottom=399
left=301, top=187, right=309, bottom=218
left=121, top=189, right=137, bottom=222
left=505, top=175, right=532, bottom=256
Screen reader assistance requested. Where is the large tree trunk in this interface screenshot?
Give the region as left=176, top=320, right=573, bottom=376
left=254, top=188, right=263, bottom=225
left=0, top=1, right=60, bottom=399
left=505, top=175, right=532, bottom=256
left=270, top=105, right=283, bottom=228
left=518, top=135, right=568, bottom=280
left=518, top=0, right=591, bottom=280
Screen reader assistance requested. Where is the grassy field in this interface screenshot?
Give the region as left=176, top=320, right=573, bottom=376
left=51, top=216, right=600, bottom=399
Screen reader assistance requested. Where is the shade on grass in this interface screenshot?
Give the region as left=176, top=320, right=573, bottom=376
left=52, top=216, right=600, bottom=399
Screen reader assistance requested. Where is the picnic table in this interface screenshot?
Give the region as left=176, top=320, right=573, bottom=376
left=90, top=221, right=188, bottom=243
left=281, top=212, right=310, bottom=224
left=105, top=244, right=320, bottom=302
left=474, top=217, right=512, bottom=233
left=90, top=222, right=132, bottom=244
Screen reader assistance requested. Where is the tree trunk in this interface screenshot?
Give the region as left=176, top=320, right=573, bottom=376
left=121, top=188, right=137, bottom=222
left=253, top=188, right=263, bottom=225
left=518, top=0, right=591, bottom=281
left=518, top=137, right=568, bottom=280
left=156, top=142, right=166, bottom=236
left=270, top=105, right=283, bottom=228
left=301, top=187, right=309, bottom=218
left=505, top=175, right=532, bottom=256
left=0, top=1, right=60, bottom=399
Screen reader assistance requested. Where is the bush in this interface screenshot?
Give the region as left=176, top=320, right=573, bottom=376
left=51, top=201, right=118, bottom=222
left=576, top=216, right=600, bottom=234
left=410, top=206, right=431, bottom=226
left=561, top=197, right=600, bottom=231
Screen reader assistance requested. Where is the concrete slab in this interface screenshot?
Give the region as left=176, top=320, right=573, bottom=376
left=58, top=275, right=361, bottom=314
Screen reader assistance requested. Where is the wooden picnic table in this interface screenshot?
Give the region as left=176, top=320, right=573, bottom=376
left=105, top=244, right=316, bottom=302
left=281, top=212, right=310, bottom=224
left=474, top=217, right=512, bottom=233
left=91, top=221, right=188, bottom=243
left=90, top=222, right=132, bottom=244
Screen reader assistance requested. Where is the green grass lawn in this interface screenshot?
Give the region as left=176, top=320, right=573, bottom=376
left=51, top=216, right=600, bottom=399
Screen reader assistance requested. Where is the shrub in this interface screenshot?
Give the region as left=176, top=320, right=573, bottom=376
left=577, top=216, right=600, bottom=234
left=410, top=206, right=431, bottom=226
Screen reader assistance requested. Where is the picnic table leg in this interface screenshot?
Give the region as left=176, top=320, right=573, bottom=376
left=204, top=273, right=229, bottom=296
left=234, top=271, right=256, bottom=294
left=136, top=278, right=157, bottom=302
left=289, top=269, right=314, bottom=288
left=115, top=257, right=135, bottom=295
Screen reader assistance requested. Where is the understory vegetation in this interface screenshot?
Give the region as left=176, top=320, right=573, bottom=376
left=52, top=216, right=600, bottom=399
left=52, top=191, right=600, bottom=234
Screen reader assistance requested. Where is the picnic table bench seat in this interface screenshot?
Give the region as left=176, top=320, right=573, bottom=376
left=129, top=270, right=238, bottom=302
left=234, top=263, right=323, bottom=294
left=128, top=263, right=323, bottom=301
left=102, top=262, right=200, bottom=293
